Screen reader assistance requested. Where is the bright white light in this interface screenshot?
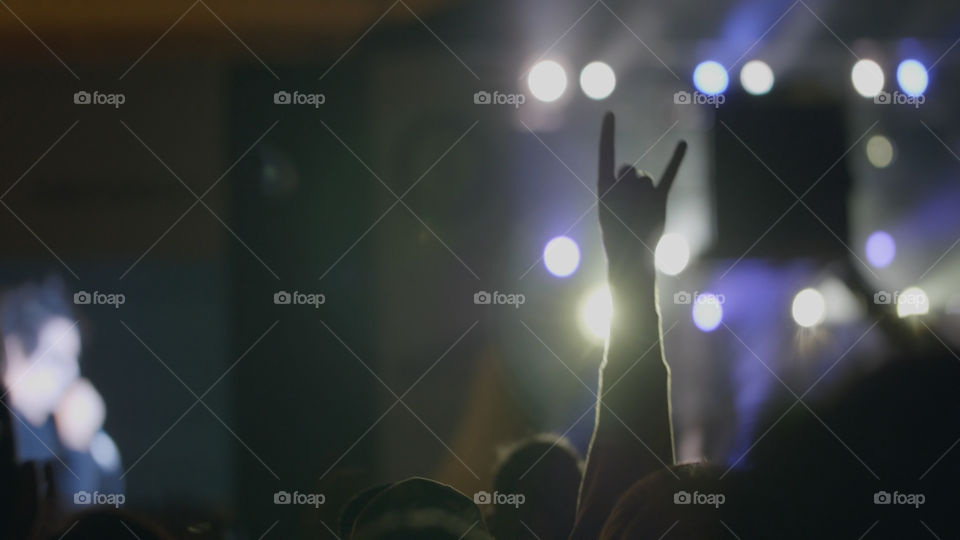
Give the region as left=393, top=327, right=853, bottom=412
left=897, top=59, right=928, bottom=97
left=581, top=286, right=613, bottom=341
left=819, top=277, right=862, bottom=324
left=739, top=60, right=774, bottom=95
left=897, top=286, right=929, bottom=318
left=792, top=288, right=826, bottom=328
left=579, top=61, right=616, bottom=100
left=865, top=135, right=894, bottom=168
left=692, top=294, right=724, bottom=332
left=851, top=59, right=885, bottom=98
left=543, top=236, right=580, bottom=277
left=528, top=60, right=568, bottom=102
left=693, top=61, right=729, bottom=96
left=865, top=231, right=896, bottom=268
left=655, top=233, right=690, bottom=276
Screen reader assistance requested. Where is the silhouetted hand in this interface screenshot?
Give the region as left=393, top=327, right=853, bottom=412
left=598, top=112, right=686, bottom=271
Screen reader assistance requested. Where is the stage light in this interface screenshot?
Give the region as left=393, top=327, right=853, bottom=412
left=792, top=288, right=826, bottom=328
left=543, top=236, right=580, bottom=277
left=528, top=60, right=567, bottom=102
left=581, top=286, right=613, bottom=341
left=897, top=59, right=928, bottom=97
left=851, top=59, right=884, bottom=98
left=865, top=231, right=896, bottom=268
left=693, top=61, right=729, bottom=95
left=820, top=277, right=861, bottom=324
left=897, top=286, right=929, bottom=318
left=739, top=60, right=774, bottom=95
left=655, top=233, right=690, bottom=276
left=91, top=432, right=121, bottom=472
left=865, top=135, right=894, bottom=168
left=692, top=293, right=724, bottom=332
left=579, top=61, right=616, bottom=100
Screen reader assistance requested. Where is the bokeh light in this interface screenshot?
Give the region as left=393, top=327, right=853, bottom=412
left=527, top=60, right=568, bottom=102
left=581, top=286, right=613, bottom=341
left=655, top=233, right=691, bottom=276
left=897, top=286, right=929, bottom=318
left=693, top=61, right=729, bottom=96
left=579, top=61, right=616, bottom=100
left=792, top=288, right=826, bottom=328
left=820, top=278, right=862, bottom=324
left=739, top=60, right=774, bottom=95
left=851, top=59, right=885, bottom=97
left=896, top=59, right=929, bottom=97
left=865, top=231, right=896, bottom=268
left=692, top=294, right=724, bottom=332
left=543, top=236, right=580, bottom=277
left=865, top=135, right=894, bottom=168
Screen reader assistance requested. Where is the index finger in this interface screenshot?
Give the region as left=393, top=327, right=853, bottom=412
left=657, top=140, right=687, bottom=195
left=598, top=112, right=615, bottom=191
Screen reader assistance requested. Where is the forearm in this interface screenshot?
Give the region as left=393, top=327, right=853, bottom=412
left=571, top=255, right=674, bottom=539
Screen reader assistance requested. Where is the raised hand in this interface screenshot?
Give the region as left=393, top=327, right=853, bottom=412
left=597, top=112, right=686, bottom=270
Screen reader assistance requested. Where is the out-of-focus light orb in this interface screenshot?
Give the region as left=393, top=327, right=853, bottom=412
left=897, top=59, right=928, bottom=97
left=581, top=286, right=613, bottom=341
left=91, top=432, right=121, bottom=472
left=820, top=277, right=862, bottom=324
left=693, top=61, right=729, bottom=96
left=527, top=60, right=568, bottom=102
left=739, top=60, right=774, bottom=95
left=865, top=231, right=896, bottom=268
left=865, top=135, right=894, bottom=168
left=543, top=236, right=580, bottom=277
left=655, top=233, right=691, bottom=276
left=692, top=293, right=724, bottom=332
left=579, top=61, right=616, bottom=100
left=897, top=286, right=929, bottom=318
left=792, top=288, right=826, bottom=328
left=851, top=59, right=885, bottom=97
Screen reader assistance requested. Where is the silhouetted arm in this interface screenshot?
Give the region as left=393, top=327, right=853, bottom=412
left=570, top=112, right=685, bottom=539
